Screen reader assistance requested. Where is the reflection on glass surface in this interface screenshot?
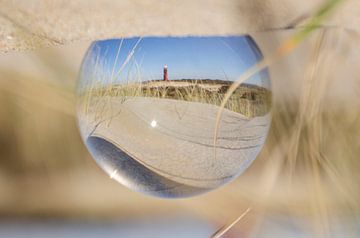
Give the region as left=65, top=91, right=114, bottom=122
left=77, top=36, right=271, bottom=198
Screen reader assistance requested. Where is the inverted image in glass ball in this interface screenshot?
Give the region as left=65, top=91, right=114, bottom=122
left=77, top=36, right=271, bottom=198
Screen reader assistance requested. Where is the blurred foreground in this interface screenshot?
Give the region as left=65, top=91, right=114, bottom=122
left=0, top=29, right=360, bottom=237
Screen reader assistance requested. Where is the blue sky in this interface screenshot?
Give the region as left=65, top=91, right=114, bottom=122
left=87, top=36, right=269, bottom=87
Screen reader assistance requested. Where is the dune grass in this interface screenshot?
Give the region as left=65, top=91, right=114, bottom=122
left=78, top=38, right=271, bottom=122
left=0, top=0, right=359, bottom=237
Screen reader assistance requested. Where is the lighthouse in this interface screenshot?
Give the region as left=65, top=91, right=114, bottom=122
left=163, top=64, right=168, bottom=81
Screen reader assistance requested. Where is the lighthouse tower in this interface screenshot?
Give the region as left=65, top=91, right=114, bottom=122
left=163, top=64, right=168, bottom=81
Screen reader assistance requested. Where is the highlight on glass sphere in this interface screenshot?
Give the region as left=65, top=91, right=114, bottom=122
left=77, top=36, right=272, bottom=198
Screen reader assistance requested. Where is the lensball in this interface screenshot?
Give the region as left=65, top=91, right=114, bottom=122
left=77, top=36, right=271, bottom=198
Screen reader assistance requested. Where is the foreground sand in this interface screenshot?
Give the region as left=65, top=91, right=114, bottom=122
left=79, top=97, right=270, bottom=192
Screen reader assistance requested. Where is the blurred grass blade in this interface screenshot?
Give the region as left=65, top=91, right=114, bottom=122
left=213, top=0, right=345, bottom=157
left=210, top=207, right=251, bottom=238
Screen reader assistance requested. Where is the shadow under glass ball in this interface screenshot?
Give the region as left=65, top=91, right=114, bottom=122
left=77, top=36, right=271, bottom=198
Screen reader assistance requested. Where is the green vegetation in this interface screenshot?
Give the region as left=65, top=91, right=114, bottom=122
left=80, top=79, right=271, bottom=118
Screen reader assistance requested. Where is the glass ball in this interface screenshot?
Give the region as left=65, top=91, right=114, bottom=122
left=77, top=36, right=271, bottom=198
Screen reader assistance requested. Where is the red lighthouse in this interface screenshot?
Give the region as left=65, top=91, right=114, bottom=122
left=163, top=64, right=168, bottom=81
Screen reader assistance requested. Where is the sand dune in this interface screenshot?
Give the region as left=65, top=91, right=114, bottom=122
left=79, top=97, right=270, bottom=195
